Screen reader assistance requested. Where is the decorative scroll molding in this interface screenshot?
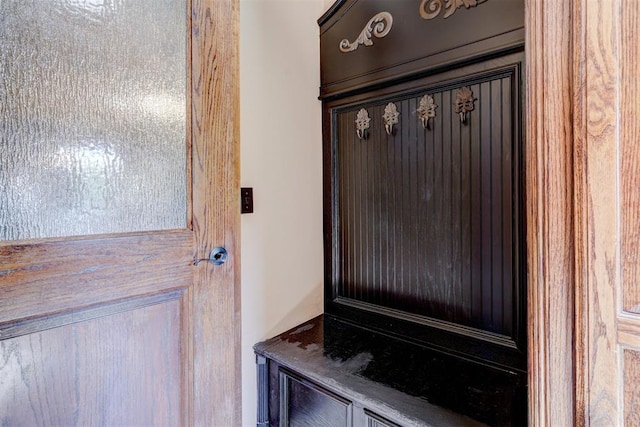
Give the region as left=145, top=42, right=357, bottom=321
left=417, top=95, right=437, bottom=129
left=419, top=0, right=488, bottom=20
left=339, top=12, right=393, bottom=53
left=454, top=86, right=476, bottom=123
left=382, top=103, right=399, bottom=135
left=355, top=108, right=371, bottom=139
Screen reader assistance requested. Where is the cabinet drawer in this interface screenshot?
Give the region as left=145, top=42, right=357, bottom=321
left=280, top=369, right=353, bottom=427
left=364, top=410, right=401, bottom=427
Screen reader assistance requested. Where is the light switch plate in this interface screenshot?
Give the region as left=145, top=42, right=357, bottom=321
left=241, top=187, right=253, bottom=214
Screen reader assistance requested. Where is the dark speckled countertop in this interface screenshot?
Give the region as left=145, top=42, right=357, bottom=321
left=254, top=315, right=528, bottom=426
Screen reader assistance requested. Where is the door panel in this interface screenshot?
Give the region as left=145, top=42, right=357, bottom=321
left=0, top=231, right=193, bottom=327
left=0, top=0, right=239, bottom=425
left=1, top=298, right=182, bottom=425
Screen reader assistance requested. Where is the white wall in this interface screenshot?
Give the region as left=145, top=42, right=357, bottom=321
left=240, top=0, right=327, bottom=425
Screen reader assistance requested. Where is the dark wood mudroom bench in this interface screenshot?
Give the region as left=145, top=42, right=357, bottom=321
left=256, top=1, right=527, bottom=425
left=255, top=315, right=526, bottom=426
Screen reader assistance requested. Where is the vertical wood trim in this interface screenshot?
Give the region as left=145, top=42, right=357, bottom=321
left=186, top=0, right=193, bottom=230
left=572, top=1, right=596, bottom=426
left=525, top=0, right=575, bottom=425
left=191, top=0, right=240, bottom=425
left=615, top=0, right=640, bottom=423
left=183, top=4, right=194, bottom=417
left=571, top=0, right=587, bottom=424
left=620, top=0, right=640, bottom=315
left=618, top=4, right=640, bottom=423
left=573, top=0, right=621, bottom=425
left=181, top=286, right=194, bottom=426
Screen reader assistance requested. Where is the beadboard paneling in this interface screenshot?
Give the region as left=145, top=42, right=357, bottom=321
left=333, top=60, right=523, bottom=342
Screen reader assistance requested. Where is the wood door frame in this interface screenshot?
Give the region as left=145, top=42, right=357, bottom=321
left=525, top=0, right=575, bottom=425
left=525, top=0, right=627, bottom=424
left=191, top=0, right=240, bottom=425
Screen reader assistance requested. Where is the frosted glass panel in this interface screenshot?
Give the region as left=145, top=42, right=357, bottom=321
left=0, top=0, right=187, bottom=241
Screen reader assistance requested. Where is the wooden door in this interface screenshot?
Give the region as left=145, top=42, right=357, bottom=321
left=0, top=1, right=239, bottom=425
left=527, top=0, right=640, bottom=424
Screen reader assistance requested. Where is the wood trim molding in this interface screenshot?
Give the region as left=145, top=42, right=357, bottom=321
left=525, top=0, right=575, bottom=425
left=0, top=231, right=194, bottom=327
left=191, top=0, right=241, bottom=425
left=571, top=1, right=588, bottom=424
left=528, top=0, right=638, bottom=424
left=575, top=1, right=640, bottom=423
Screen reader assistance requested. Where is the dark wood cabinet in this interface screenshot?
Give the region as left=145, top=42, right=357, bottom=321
left=255, top=315, right=526, bottom=426
left=255, top=315, right=514, bottom=426
left=256, top=1, right=526, bottom=425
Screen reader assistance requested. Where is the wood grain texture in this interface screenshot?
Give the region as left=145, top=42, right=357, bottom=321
left=573, top=0, right=620, bottom=425
left=186, top=0, right=194, bottom=231
left=0, top=230, right=193, bottom=327
left=618, top=315, right=640, bottom=349
left=623, top=349, right=640, bottom=426
left=620, top=0, right=640, bottom=314
left=0, top=290, right=183, bottom=341
left=525, top=0, right=575, bottom=425
left=0, top=298, right=182, bottom=426
left=190, top=0, right=241, bottom=425
left=618, top=0, right=640, bottom=424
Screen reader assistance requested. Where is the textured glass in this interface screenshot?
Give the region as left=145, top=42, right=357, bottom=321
left=0, top=0, right=187, bottom=241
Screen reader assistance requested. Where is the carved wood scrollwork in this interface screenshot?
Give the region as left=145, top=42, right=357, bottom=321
left=339, top=12, right=393, bottom=53
left=419, top=0, right=488, bottom=20
left=355, top=108, right=371, bottom=139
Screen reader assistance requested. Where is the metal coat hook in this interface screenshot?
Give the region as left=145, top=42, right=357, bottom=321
left=355, top=108, right=371, bottom=140
left=454, top=86, right=476, bottom=125
left=194, top=247, right=228, bottom=266
left=383, top=102, right=399, bottom=135
left=417, top=94, right=437, bottom=130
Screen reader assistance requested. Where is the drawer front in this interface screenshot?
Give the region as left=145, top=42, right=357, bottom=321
left=279, top=369, right=353, bottom=427
left=364, top=410, right=401, bottom=427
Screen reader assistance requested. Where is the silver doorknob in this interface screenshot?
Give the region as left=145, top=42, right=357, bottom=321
left=193, top=247, right=228, bottom=266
